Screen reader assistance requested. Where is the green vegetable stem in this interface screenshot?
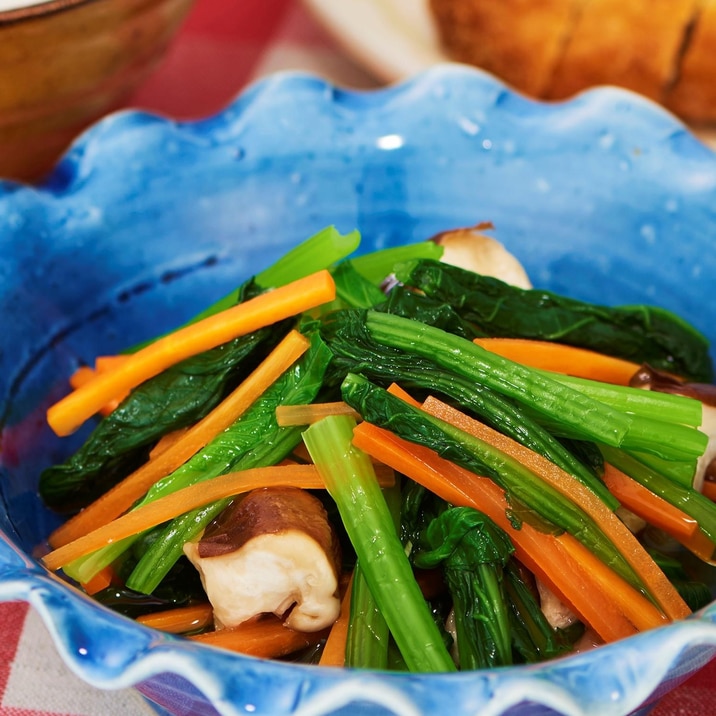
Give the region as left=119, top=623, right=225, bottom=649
left=345, top=482, right=401, bottom=669
left=364, top=310, right=706, bottom=463
left=303, top=414, right=456, bottom=673
left=340, top=373, right=651, bottom=602
left=320, top=307, right=618, bottom=509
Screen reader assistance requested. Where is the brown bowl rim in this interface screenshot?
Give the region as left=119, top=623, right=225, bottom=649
left=0, top=0, right=97, bottom=24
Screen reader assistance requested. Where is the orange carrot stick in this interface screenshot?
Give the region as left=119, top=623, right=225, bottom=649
left=386, top=382, right=422, bottom=407
left=318, top=574, right=354, bottom=667
left=69, top=357, right=134, bottom=413
left=43, top=464, right=326, bottom=571
left=703, top=481, right=716, bottom=503
left=48, top=330, right=310, bottom=549
left=92, top=356, right=132, bottom=412
left=43, top=462, right=394, bottom=573
left=69, top=366, right=96, bottom=390
left=473, top=337, right=642, bottom=385
left=351, top=421, right=641, bottom=642
left=421, top=395, right=690, bottom=621
left=137, top=603, right=214, bottom=634
left=47, top=270, right=336, bottom=436
left=603, top=464, right=716, bottom=561
left=79, top=564, right=117, bottom=595
left=276, top=401, right=360, bottom=426
left=557, top=532, right=669, bottom=632
left=148, top=428, right=190, bottom=460
left=189, top=615, right=328, bottom=658
left=69, top=366, right=123, bottom=415
left=602, top=463, right=698, bottom=540
left=94, top=355, right=130, bottom=373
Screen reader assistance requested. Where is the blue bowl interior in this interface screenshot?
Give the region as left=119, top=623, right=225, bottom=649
left=0, top=67, right=715, bottom=716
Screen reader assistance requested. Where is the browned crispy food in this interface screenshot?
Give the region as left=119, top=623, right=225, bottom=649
left=665, top=0, right=716, bottom=123
left=428, top=0, right=576, bottom=96
left=548, top=0, right=699, bottom=103
left=430, top=0, right=716, bottom=123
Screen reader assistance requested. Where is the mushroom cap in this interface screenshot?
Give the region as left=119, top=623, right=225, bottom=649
left=184, top=487, right=342, bottom=632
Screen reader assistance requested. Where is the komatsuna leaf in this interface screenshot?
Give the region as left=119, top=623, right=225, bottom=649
left=394, top=258, right=713, bottom=382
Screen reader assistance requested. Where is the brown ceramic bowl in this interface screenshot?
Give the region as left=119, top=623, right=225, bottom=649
left=0, top=0, right=194, bottom=182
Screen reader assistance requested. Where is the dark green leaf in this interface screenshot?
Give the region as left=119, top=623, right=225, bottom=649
left=394, top=259, right=713, bottom=382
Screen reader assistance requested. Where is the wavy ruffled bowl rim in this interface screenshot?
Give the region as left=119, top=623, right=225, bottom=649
left=0, top=64, right=715, bottom=716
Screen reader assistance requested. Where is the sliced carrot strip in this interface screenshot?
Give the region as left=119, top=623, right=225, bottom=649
left=48, top=330, right=310, bottom=549
left=43, top=463, right=394, bottom=572
left=43, top=464, right=324, bottom=571
left=351, top=421, right=641, bottom=642
left=137, top=603, right=214, bottom=634
left=703, top=481, right=716, bottom=503
left=421, top=395, right=690, bottom=621
left=276, top=401, right=360, bottom=426
left=79, top=564, right=117, bottom=595
left=69, top=357, right=131, bottom=413
left=47, top=270, right=336, bottom=436
left=68, top=366, right=123, bottom=415
left=189, top=614, right=328, bottom=658
left=473, top=337, right=642, bottom=385
left=602, top=463, right=700, bottom=541
left=557, top=533, right=669, bottom=632
left=603, top=463, right=714, bottom=561
left=69, top=366, right=96, bottom=390
left=148, top=427, right=190, bottom=460
left=386, top=382, right=422, bottom=408
left=94, top=355, right=130, bottom=373
left=318, top=573, right=353, bottom=667
left=92, top=356, right=132, bottom=411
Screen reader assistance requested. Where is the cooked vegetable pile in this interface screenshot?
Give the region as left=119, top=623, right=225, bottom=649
left=39, top=226, right=716, bottom=670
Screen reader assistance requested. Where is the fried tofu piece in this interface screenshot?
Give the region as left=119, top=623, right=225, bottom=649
left=547, top=0, right=700, bottom=102
left=429, top=0, right=577, bottom=96
left=431, top=0, right=716, bottom=123
left=666, top=0, right=716, bottom=123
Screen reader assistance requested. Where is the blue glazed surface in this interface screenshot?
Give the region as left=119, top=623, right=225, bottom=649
left=0, top=64, right=715, bottom=716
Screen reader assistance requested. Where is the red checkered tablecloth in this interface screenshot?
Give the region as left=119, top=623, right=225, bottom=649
left=2, top=1, right=714, bottom=714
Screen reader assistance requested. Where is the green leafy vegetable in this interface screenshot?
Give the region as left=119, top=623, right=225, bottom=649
left=364, top=310, right=706, bottom=462
left=394, top=258, right=713, bottom=382
left=340, top=373, right=650, bottom=600
left=331, top=261, right=387, bottom=309
left=320, top=307, right=617, bottom=508
left=413, top=506, right=515, bottom=669
left=124, top=333, right=334, bottom=594
left=303, top=414, right=456, bottom=673
left=39, top=327, right=271, bottom=513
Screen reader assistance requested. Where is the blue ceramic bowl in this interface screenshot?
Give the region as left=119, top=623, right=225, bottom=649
left=0, top=65, right=715, bottom=716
